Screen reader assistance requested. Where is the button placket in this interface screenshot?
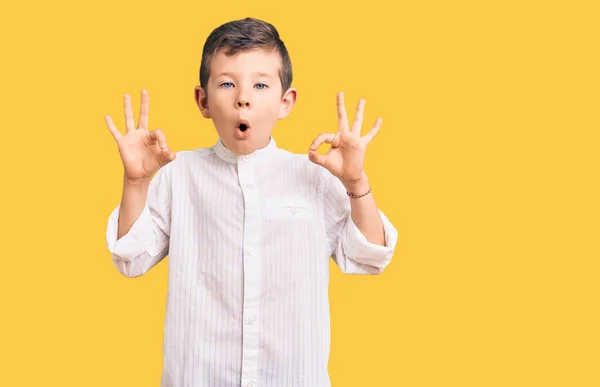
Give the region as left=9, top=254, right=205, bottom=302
left=237, top=155, right=261, bottom=386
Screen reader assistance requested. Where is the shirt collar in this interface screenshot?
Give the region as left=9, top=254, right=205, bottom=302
left=213, top=137, right=279, bottom=164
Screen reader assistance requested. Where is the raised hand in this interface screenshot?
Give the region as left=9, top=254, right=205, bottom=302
left=308, top=92, right=382, bottom=188
left=105, top=89, right=175, bottom=183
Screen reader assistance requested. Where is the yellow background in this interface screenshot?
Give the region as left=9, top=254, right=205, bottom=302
left=1, top=0, right=598, bottom=386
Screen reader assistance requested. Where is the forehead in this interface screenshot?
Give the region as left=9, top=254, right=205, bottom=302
left=210, top=48, right=281, bottom=79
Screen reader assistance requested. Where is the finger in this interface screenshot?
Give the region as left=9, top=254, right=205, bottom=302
left=363, top=118, right=383, bottom=144
left=309, top=132, right=339, bottom=151
left=159, top=146, right=176, bottom=165
left=138, top=89, right=149, bottom=130
left=123, top=94, right=135, bottom=133
left=337, top=92, right=349, bottom=133
left=163, top=148, right=176, bottom=162
left=104, top=115, right=122, bottom=142
left=351, top=98, right=366, bottom=134
left=165, top=148, right=176, bottom=159
left=149, top=128, right=169, bottom=149
left=308, top=149, right=329, bottom=168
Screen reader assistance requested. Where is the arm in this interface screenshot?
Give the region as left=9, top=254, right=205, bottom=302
left=323, top=170, right=397, bottom=274
left=311, top=92, right=397, bottom=274
left=104, top=89, right=176, bottom=277
left=118, top=177, right=151, bottom=240
left=106, top=165, right=173, bottom=278
left=344, top=173, right=385, bottom=246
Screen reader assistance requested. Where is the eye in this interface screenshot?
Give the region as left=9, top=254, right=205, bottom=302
left=220, top=82, right=234, bottom=88
left=255, top=83, right=268, bottom=90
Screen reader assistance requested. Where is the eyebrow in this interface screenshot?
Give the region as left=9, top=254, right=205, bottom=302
left=216, top=72, right=274, bottom=79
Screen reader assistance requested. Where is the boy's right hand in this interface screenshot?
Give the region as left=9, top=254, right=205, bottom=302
left=105, top=89, right=175, bottom=184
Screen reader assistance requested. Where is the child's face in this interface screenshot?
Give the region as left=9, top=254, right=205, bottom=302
left=195, top=48, right=296, bottom=155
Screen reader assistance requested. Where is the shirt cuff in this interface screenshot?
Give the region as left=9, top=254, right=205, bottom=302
left=106, top=203, right=154, bottom=262
left=341, top=209, right=398, bottom=269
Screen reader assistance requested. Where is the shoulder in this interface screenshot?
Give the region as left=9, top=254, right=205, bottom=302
left=152, top=147, right=217, bottom=185
left=272, top=147, right=322, bottom=172
left=271, top=147, right=335, bottom=190
left=169, top=146, right=217, bottom=168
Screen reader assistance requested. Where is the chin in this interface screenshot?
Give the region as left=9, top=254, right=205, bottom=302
left=223, top=139, right=256, bottom=155
left=234, top=145, right=256, bottom=156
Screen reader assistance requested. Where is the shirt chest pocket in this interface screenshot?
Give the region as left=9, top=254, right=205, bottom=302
left=263, top=196, right=316, bottom=221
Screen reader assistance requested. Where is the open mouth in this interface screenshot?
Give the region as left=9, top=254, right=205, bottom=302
left=237, top=118, right=251, bottom=131
left=235, top=118, right=252, bottom=139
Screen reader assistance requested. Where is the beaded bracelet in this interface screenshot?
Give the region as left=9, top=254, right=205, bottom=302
left=346, top=187, right=371, bottom=199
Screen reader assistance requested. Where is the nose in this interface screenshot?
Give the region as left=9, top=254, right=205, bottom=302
left=236, top=98, right=250, bottom=108
left=236, top=89, right=251, bottom=108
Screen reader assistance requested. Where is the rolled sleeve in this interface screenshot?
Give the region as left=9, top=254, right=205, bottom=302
left=340, top=208, right=398, bottom=271
left=105, top=163, right=173, bottom=277
left=323, top=169, right=399, bottom=275
left=106, top=202, right=154, bottom=262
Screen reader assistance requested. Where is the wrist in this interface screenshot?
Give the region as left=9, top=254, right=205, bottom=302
left=343, top=175, right=370, bottom=196
left=124, top=175, right=152, bottom=189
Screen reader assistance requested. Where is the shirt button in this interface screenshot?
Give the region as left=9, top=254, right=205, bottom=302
left=248, top=317, right=255, bottom=325
left=242, top=156, right=249, bottom=162
left=247, top=383, right=253, bottom=387
left=290, top=207, right=297, bottom=216
left=248, top=247, right=255, bottom=255
left=246, top=184, right=253, bottom=188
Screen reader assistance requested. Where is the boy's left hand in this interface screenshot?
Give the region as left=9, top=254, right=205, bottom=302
left=308, top=92, right=383, bottom=192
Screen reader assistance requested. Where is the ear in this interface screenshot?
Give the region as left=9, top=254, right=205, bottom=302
left=194, top=86, right=211, bottom=119
left=277, top=87, right=298, bottom=120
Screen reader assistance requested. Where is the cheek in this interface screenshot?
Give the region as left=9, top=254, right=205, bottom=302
left=208, top=89, right=227, bottom=105
left=264, top=95, right=283, bottom=115
left=208, top=97, right=228, bottom=118
left=256, top=105, right=280, bottom=123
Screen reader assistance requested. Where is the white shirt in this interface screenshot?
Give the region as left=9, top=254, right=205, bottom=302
left=106, top=137, right=398, bottom=387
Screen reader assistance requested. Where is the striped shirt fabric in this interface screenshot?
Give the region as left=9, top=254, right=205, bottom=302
left=106, top=137, right=398, bottom=387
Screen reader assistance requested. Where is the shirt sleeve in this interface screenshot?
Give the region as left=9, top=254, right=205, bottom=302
left=105, top=163, right=173, bottom=278
left=323, top=170, right=398, bottom=274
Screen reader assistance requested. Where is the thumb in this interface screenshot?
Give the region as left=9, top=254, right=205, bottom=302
left=308, top=149, right=327, bottom=168
left=158, top=147, right=176, bottom=167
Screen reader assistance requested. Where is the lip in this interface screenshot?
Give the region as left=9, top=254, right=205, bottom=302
left=235, top=128, right=251, bottom=139
left=235, top=118, right=252, bottom=140
left=236, top=117, right=251, bottom=131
